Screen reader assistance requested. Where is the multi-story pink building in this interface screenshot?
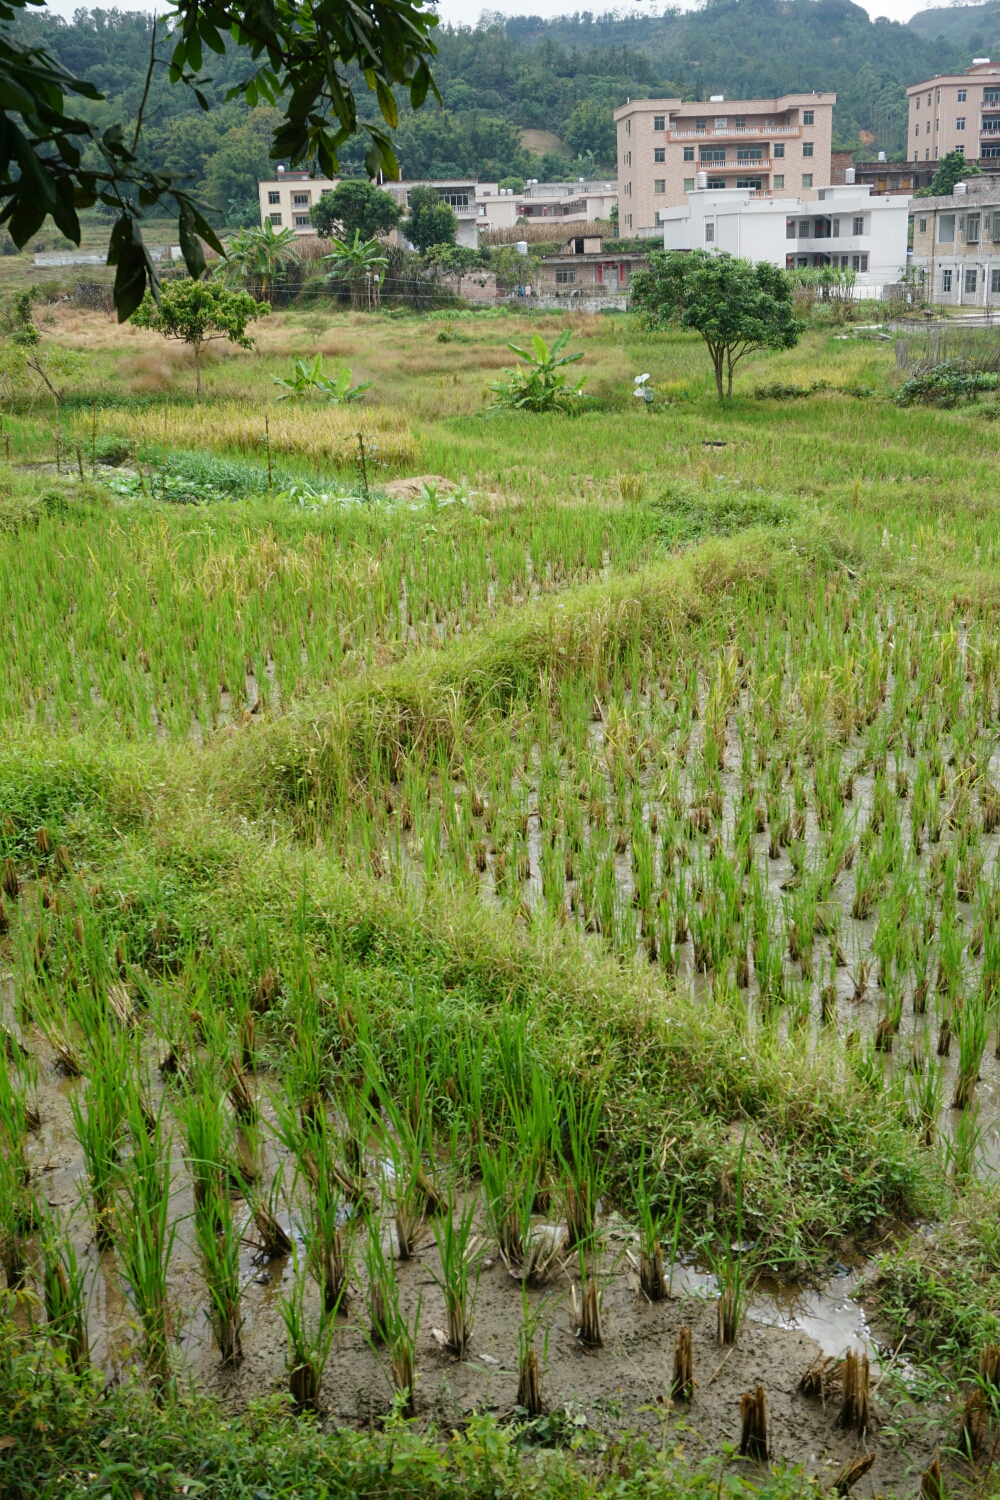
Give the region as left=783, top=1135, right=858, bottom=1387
left=907, top=59, right=1000, bottom=168
left=613, top=92, right=835, bottom=230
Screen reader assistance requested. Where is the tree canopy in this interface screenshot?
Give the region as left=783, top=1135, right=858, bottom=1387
left=309, top=179, right=401, bottom=241
left=132, top=278, right=267, bottom=398
left=915, top=150, right=983, bottom=198
left=630, top=249, right=801, bottom=400
left=401, top=186, right=457, bottom=253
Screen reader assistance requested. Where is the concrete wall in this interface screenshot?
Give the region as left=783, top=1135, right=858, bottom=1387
left=910, top=185, right=1000, bottom=303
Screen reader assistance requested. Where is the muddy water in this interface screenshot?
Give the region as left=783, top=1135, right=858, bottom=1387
left=376, top=633, right=1000, bottom=1169
left=671, top=1259, right=879, bottom=1363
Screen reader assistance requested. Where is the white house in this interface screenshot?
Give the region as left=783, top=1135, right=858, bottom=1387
left=657, top=183, right=911, bottom=292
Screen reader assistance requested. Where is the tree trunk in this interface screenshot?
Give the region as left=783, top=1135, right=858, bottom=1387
left=195, top=348, right=202, bottom=402
left=712, top=350, right=725, bottom=400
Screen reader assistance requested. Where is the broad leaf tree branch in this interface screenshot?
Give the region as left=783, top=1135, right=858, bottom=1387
left=0, top=0, right=439, bottom=320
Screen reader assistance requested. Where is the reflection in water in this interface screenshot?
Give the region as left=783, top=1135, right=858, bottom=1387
left=670, top=1258, right=877, bottom=1362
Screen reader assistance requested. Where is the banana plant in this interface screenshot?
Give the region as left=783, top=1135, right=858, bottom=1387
left=488, top=329, right=588, bottom=413
left=270, top=353, right=373, bottom=404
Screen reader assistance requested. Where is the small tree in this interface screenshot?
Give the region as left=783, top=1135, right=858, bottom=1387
left=133, top=279, right=268, bottom=399
left=915, top=150, right=982, bottom=198
left=630, top=250, right=801, bottom=400
left=323, top=232, right=390, bottom=309
left=402, top=187, right=457, bottom=253
left=310, top=180, right=401, bottom=241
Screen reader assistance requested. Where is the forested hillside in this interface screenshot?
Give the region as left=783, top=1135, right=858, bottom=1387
left=909, top=2, right=1000, bottom=58
left=16, top=0, right=969, bottom=227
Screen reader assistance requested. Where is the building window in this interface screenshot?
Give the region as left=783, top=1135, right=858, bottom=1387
left=938, top=213, right=955, bottom=242
left=773, top=174, right=784, bottom=188
left=701, top=147, right=726, bottom=162
left=555, top=268, right=576, bottom=283
left=916, top=95, right=920, bottom=108
left=292, top=192, right=310, bottom=206
left=802, top=173, right=813, bottom=188
left=773, top=143, right=785, bottom=158
left=966, top=268, right=978, bottom=293
left=956, top=145, right=964, bottom=155
left=803, top=109, right=814, bottom=124
left=851, top=254, right=861, bottom=270
left=683, top=146, right=694, bottom=161
left=737, top=177, right=762, bottom=189
left=802, top=141, right=814, bottom=157
left=294, top=215, right=310, bottom=227
left=992, top=268, right=1000, bottom=293
left=798, top=219, right=810, bottom=238
left=915, top=125, right=920, bottom=138
left=654, top=115, right=665, bottom=130
left=786, top=218, right=796, bottom=239
left=695, top=118, right=706, bottom=132
left=832, top=217, right=840, bottom=236
left=797, top=256, right=808, bottom=267
left=927, top=93, right=931, bottom=105
left=958, top=88, right=967, bottom=102
left=925, top=149, right=930, bottom=160
left=737, top=146, right=763, bottom=161
left=984, top=144, right=1000, bottom=157
left=706, top=177, right=727, bottom=188
left=957, top=117, right=966, bottom=131
left=919, top=217, right=927, bottom=232
left=714, top=117, right=727, bottom=129
left=852, top=215, right=864, bottom=235
left=967, top=213, right=981, bottom=242
left=705, top=222, right=715, bottom=242
left=734, top=116, right=746, bottom=128
left=655, top=148, right=665, bottom=162
left=268, top=190, right=280, bottom=205
left=654, top=179, right=665, bottom=194
left=683, top=177, right=695, bottom=191
left=942, top=268, right=953, bottom=291
left=269, top=212, right=282, bottom=225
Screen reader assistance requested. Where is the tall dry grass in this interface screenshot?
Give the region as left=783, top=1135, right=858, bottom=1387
left=67, top=402, right=419, bottom=472
left=482, top=221, right=611, bottom=247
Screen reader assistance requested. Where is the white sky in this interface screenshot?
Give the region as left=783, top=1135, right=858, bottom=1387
left=431, top=0, right=937, bottom=27
left=39, top=0, right=939, bottom=27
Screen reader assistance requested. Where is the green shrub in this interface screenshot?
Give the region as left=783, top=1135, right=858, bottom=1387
left=895, top=360, right=999, bottom=408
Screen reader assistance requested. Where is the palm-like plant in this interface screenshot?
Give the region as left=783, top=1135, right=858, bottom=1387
left=270, top=354, right=373, bottom=404
left=324, top=231, right=390, bottom=309
left=488, top=330, right=587, bottom=413
left=220, top=221, right=300, bottom=302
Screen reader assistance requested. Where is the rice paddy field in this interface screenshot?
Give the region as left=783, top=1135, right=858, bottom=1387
left=5, top=300, right=1000, bottom=1500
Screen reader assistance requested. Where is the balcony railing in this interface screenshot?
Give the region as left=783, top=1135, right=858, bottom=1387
left=696, top=160, right=772, bottom=170
left=669, top=124, right=800, bottom=140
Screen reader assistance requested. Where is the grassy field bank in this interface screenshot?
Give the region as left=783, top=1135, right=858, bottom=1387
left=2, top=302, right=1000, bottom=1499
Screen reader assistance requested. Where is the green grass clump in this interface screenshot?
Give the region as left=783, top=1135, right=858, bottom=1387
left=874, top=1186, right=1000, bottom=1379
left=0, top=1318, right=827, bottom=1500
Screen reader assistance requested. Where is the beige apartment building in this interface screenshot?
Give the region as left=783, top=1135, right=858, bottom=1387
left=613, top=92, right=834, bottom=230
left=907, top=59, right=1000, bottom=168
